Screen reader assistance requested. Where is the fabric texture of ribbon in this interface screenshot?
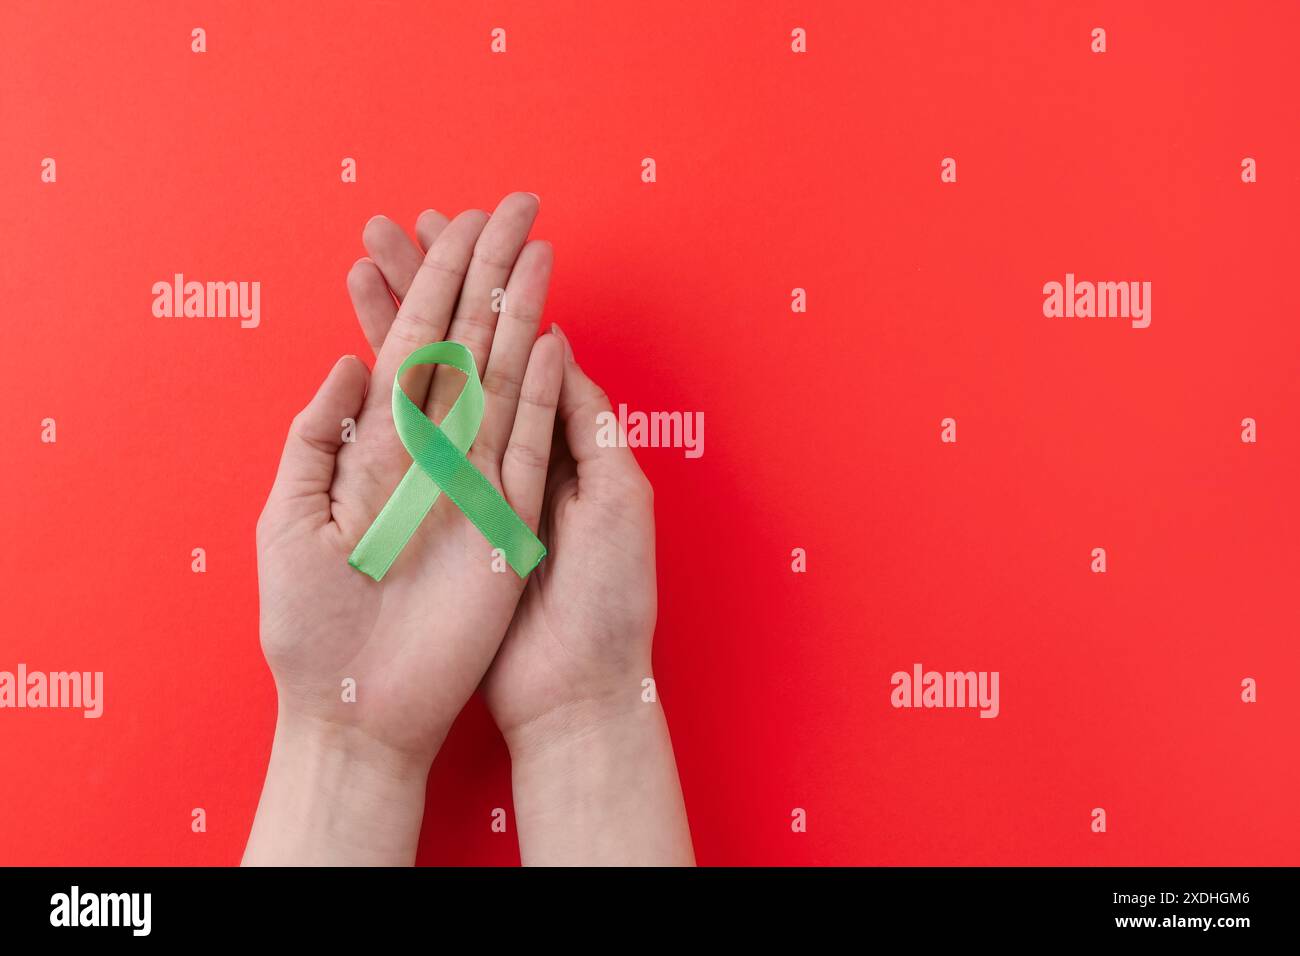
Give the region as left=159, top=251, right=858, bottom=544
left=347, top=341, right=546, bottom=581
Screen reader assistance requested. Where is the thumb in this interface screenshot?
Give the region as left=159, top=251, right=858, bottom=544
left=552, top=325, right=650, bottom=499
left=265, top=355, right=369, bottom=527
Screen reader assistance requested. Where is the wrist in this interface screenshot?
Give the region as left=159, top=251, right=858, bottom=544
left=242, top=710, right=431, bottom=866
left=502, top=689, right=651, bottom=761
left=507, top=694, right=694, bottom=866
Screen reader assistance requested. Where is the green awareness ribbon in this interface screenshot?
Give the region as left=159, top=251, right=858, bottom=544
left=348, top=341, right=546, bottom=581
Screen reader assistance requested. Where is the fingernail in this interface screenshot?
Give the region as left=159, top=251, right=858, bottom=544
left=551, top=323, right=574, bottom=361
left=527, top=192, right=541, bottom=205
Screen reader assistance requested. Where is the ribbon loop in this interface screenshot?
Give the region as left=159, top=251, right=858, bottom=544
left=348, top=341, right=546, bottom=581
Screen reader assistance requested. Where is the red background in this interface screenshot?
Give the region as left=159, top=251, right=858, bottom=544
left=2, top=1, right=1297, bottom=865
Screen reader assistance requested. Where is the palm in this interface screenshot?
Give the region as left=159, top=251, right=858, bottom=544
left=482, top=443, right=657, bottom=737
left=260, top=479, right=527, bottom=756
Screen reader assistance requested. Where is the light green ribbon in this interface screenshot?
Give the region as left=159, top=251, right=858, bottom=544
left=348, top=341, right=545, bottom=581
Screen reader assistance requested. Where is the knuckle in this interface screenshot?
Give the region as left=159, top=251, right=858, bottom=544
left=505, top=440, right=550, bottom=472
left=472, top=244, right=517, bottom=272
left=447, top=312, right=496, bottom=354
left=632, top=472, right=654, bottom=505
left=577, top=391, right=610, bottom=422
left=389, top=311, right=438, bottom=349
left=501, top=298, right=542, bottom=327
left=417, top=253, right=468, bottom=282
left=255, top=504, right=279, bottom=551
left=481, top=369, right=521, bottom=403
left=518, top=383, right=558, bottom=412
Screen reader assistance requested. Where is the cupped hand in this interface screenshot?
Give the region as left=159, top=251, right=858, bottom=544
left=256, top=193, right=563, bottom=766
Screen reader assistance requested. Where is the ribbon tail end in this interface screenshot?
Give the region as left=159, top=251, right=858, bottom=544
left=511, top=545, right=547, bottom=580
left=348, top=553, right=388, bottom=582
